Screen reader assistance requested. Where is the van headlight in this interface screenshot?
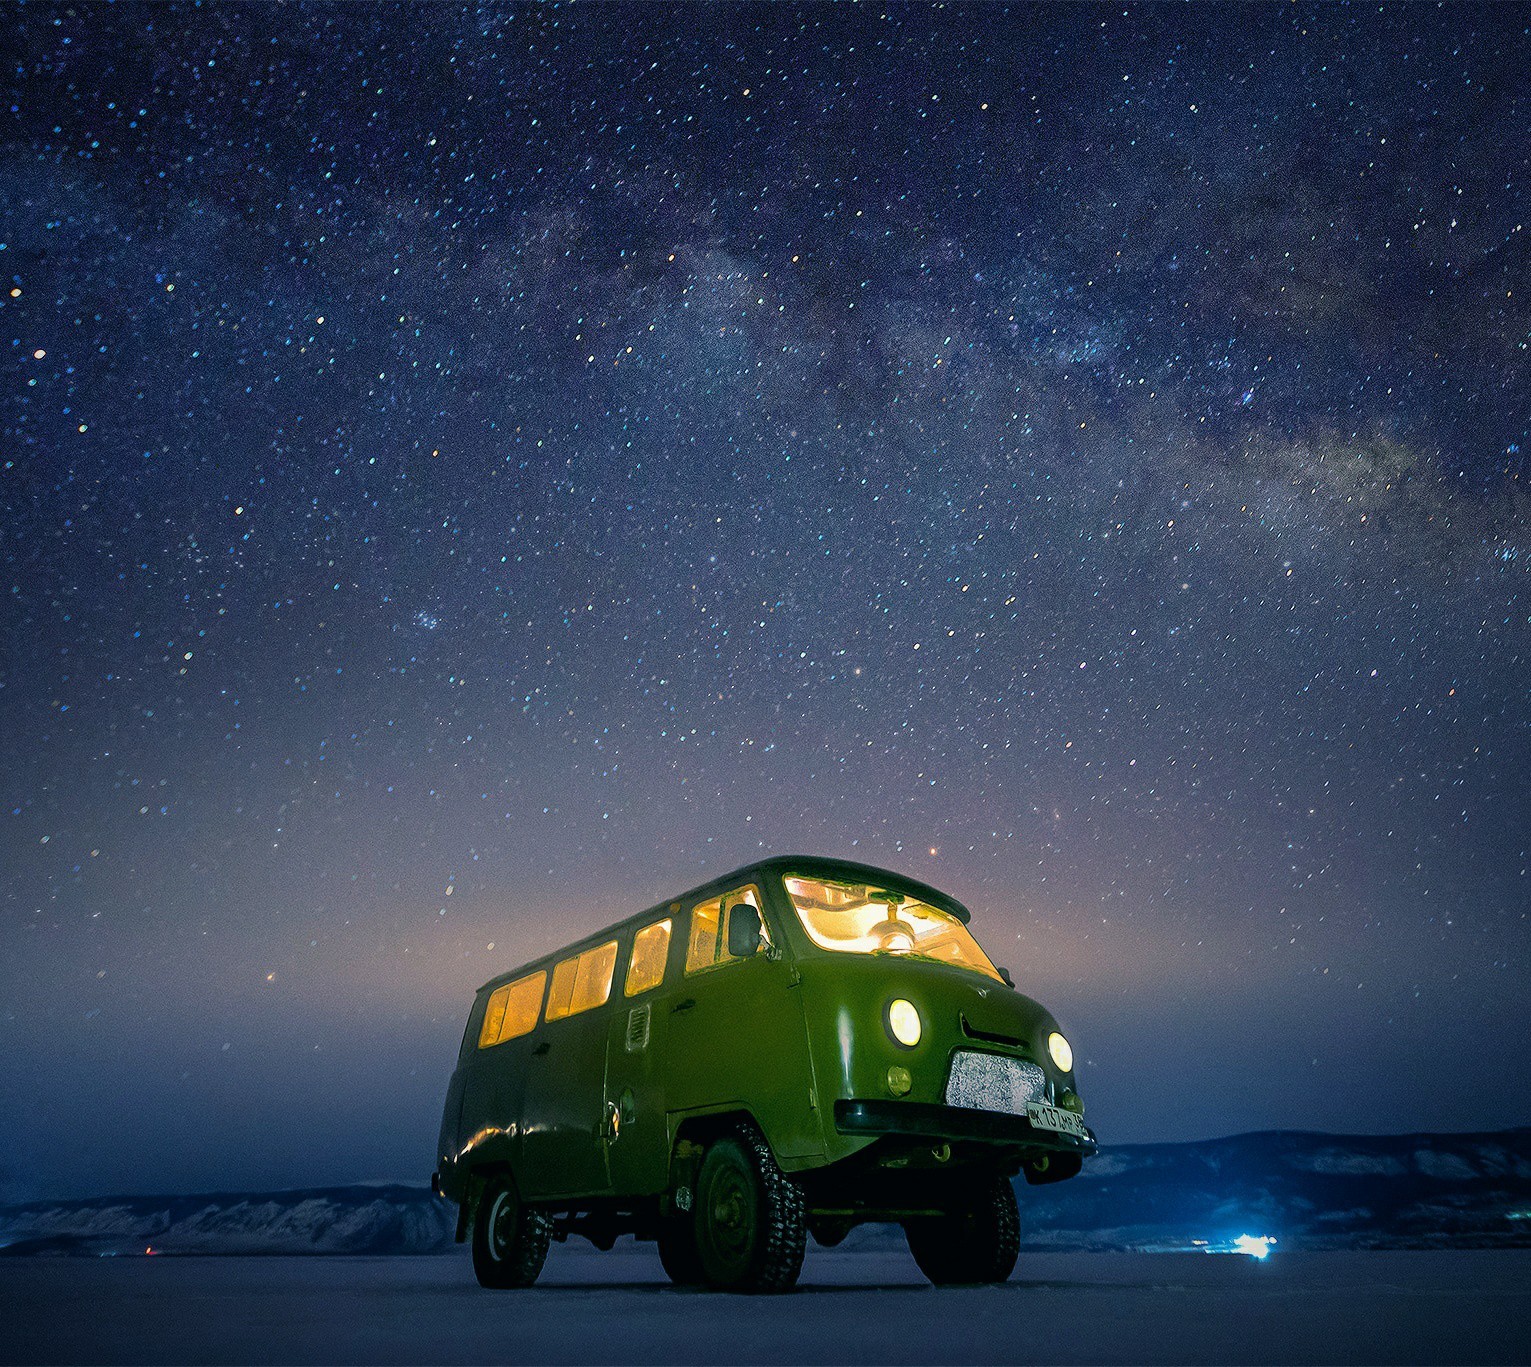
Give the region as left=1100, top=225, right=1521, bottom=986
left=1047, top=1031, right=1073, bottom=1073
left=887, top=999, right=922, bottom=1048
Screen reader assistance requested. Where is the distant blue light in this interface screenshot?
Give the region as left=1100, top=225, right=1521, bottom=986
left=1233, top=1234, right=1275, bottom=1259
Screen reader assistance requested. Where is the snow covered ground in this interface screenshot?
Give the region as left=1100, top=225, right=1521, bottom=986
left=3, top=1244, right=1529, bottom=1365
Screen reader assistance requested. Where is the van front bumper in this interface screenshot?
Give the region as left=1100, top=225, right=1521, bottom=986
left=834, top=1098, right=1097, bottom=1157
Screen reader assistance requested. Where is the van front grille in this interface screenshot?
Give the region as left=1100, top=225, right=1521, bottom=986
left=944, top=1050, right=1046, bottom=1116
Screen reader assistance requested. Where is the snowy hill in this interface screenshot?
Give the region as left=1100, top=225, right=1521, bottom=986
left=0, top=1185, right=455, bottom=1258
left=3, top=1128, right=1527, bottom=1256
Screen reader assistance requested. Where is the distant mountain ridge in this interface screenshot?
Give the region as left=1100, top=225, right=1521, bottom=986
left=3, top=1128, right=1527, bottom=1257
left=0, top=1184, right=455, bottom=1258
left=1016, top=1126, right=1531, bottom=1252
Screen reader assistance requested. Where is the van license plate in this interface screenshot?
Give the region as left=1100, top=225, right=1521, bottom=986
left=1026, top=1102, right=1087, bottom=1137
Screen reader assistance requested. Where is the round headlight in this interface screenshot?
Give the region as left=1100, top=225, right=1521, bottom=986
left=887, top=998, right=922, bottom=1048
left=1047, top=1030, right=1074, bottom=1073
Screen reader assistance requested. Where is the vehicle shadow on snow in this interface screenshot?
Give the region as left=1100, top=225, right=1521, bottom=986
left=516, top=1278, right=1108, bottom=1296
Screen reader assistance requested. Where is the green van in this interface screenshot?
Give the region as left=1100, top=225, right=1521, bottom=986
left=432, top=855, right=1095, bottom=1292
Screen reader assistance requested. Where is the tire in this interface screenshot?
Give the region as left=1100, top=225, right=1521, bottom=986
left=904, top=1174, right=1020, bottom=1286
left=471, top=1176, right=551, bottom=1289
left=692, top=1124, right=806, bottom=1293
left=657, top=1217, right=704, bottom=1286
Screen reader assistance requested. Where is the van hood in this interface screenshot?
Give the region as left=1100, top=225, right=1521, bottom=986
left=794, top=953, right=1075, bottom=1111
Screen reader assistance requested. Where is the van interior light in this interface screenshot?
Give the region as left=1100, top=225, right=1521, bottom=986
left=887, top=998, right=922, bottom=1047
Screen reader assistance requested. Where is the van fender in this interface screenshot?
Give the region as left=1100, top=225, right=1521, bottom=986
left=458, top=1162, right=521, bottom=1244
left=666, top=1110, right=760, bottom=1215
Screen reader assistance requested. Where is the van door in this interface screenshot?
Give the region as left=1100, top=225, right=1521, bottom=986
left=517, top=942, right=618, bottom=1200
left=602, top=915, right=679, bottom=1196
left=455, top=971, right=548, bottom=1176
left=663, top=886, right=820, bottom=1161
left=457, top=1040, right=530, bottom=1172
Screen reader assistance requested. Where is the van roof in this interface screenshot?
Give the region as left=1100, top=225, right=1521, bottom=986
left=474, top=854, right=973, bottom=995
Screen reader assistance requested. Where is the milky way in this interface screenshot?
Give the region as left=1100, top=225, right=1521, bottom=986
left=2, top=4, right=1527, bottom=1198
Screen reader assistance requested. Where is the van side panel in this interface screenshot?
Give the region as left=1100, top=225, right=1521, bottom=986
left=517, top=1005, right=612, bottom=1199
left=602, top=921, right=684, bottom=1197
left=663, top=950, right=824, bottom=1167
left=601, top=1001, right=666, bottom=1195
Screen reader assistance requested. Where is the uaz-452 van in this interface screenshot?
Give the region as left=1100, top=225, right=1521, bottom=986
left=433, top=856, right=1095, bottom=1292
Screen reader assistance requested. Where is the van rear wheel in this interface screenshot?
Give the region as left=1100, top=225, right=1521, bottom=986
left=693, top=1125, right=806, bottom=1293
left=471, top=1176, right=551, bottom=1289
left=904, top=1174, right=1020, bottom=1285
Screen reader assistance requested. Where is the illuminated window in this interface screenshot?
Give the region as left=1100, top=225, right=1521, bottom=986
left=545, top=956, right=578, bottom=1022
left=571, top=941, right=617, bottom=1014
left=686, top=886, right=765, bottom=973
left=625, top=919, right=672, bottom=996
left=477, top=971, right=546, bottom=1048
left=686, top=902, right=720, bottom=972
left=545, top=940, right=619, bottom=1021
left=783, top=874, right=1000, bottom=981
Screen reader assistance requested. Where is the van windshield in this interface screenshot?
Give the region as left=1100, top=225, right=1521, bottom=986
left=783, top=874, right=1002, bottom=982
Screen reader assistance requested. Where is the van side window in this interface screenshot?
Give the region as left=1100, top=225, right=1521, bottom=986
left=545, top=940, right=619, bottom=1021
left=625, top=919, right=671, bottom=996
left=477, top=970, right=546, bottom=1048
left=686, top=885, right=765, bottom=973
left=686, top=901, right=720, bottom=971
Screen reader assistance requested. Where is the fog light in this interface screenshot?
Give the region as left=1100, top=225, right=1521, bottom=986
left=1058, top=1088, right=1084, bottom=1115
left=887, top=1065, right=912, bottom=1097
left=887, top=998, right=922, bottom=1048
left=1048, top=1031, right=1073, bottom=1073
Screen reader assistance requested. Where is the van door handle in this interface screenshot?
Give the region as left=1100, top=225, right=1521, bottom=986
left=532, top=1041, right=550, bottom=1056
left=670, top=998, right=696, bottom=1015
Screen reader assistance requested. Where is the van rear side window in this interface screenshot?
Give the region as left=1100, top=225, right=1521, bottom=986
left=477, top=970, right=546, bottom=1048
left=545, top=940, right=619, bottom=1021
left=625, top=919, right=671, bottom=996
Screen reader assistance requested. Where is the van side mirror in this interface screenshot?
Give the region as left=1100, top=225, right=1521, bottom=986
left=726, top=904, right=763, bottom=958
left=999, top=967, right=1014, bottom=988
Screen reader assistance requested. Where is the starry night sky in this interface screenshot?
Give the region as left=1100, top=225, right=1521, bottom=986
left=2, top=3, right=1527, bottom=1201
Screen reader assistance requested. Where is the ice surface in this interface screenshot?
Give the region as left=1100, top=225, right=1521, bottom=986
left=3, top=1248, right=1530, bottom=1365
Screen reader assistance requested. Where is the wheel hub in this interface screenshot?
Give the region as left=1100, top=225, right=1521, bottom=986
left=488, top=1191, right=514, bottom=1261
left=709, top=1170, right=754, bottom=1262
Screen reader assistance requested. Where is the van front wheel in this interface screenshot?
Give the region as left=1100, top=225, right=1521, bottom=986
left=903, top=1175, right=1020, bottom=1285
left=693, top=1126, right=806, bottom=1293
left=471, top=1177, right=551, bottom=1289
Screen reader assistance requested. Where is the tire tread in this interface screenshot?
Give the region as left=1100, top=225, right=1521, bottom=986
left=471, top=1178, right=551, bottom=1289
left=694, top=1122, right=806, bottom=1293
